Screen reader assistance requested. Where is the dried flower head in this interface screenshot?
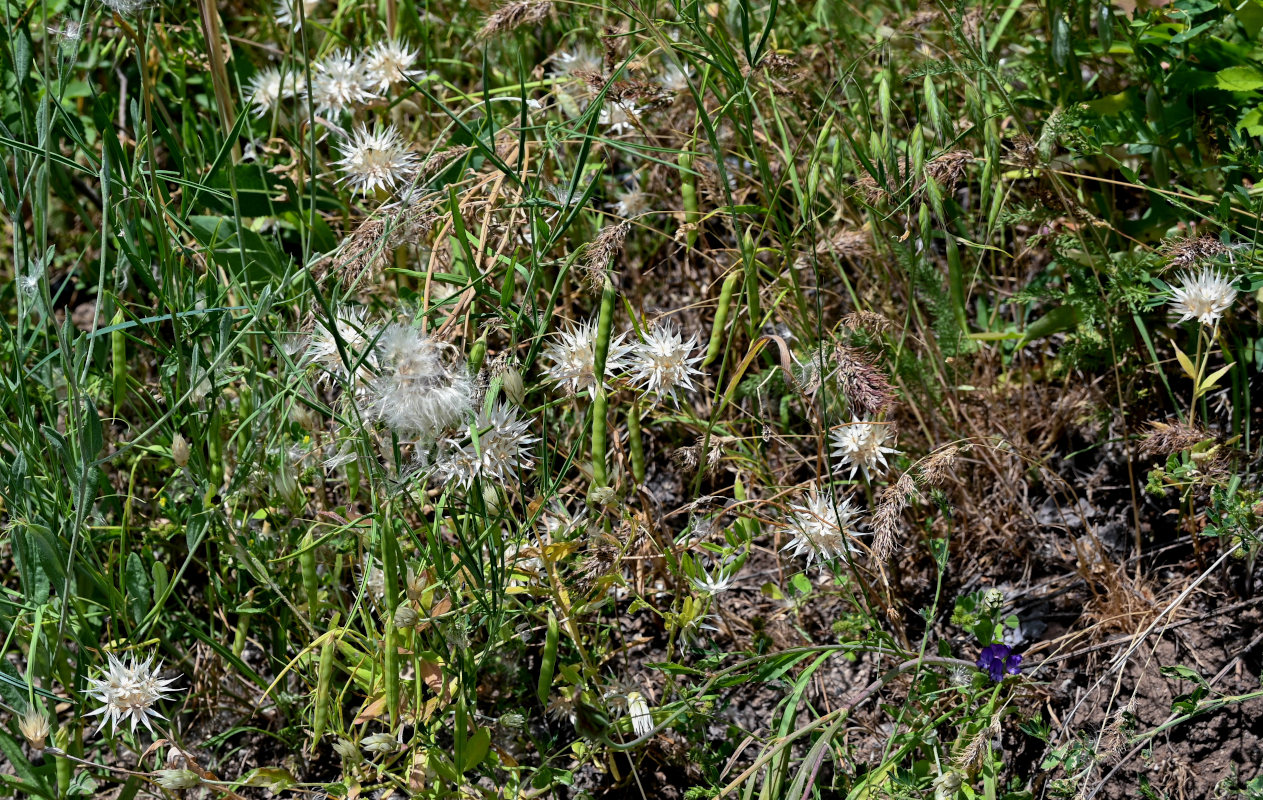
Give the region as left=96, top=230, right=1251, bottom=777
left=842, top=310, right=893, bottom=335
left=1139, top=420, right=1213, bottom=456
left=870, top=472, right=918, bottom=563
left=334, top=123, right=418, bottom=196
left=84, top=651, right=182, bottom=735
left=612, top=185, right=653, bottom=219
left=100, top=0, right=150, bottom=15
left=476, top=0, right=551, bottom=40
left=629, top=322, right=703, bottom=402
left=1168, top=267, right=1236, bottom=327
left=369, top=324, right=473, bottom=439
left=19, top=711, right=50, bottom=750
left=364, top=39, right=423, bottom=93
left=541, top=319, right=633, bottom=400
left=361, top=732, right=399, bottom=755
left=830, top=420, right=899, bottom=481
left=599, top=100, right=642, bottom=135
left=779, top=487, right=866, bottom=567
left=581, top=221, right=630, bottom=290
left=308, top=50, right=376, bottom=117
left=1159, top=234, right=1230, bottom=269
left=832, top=345, right=897, bottom=416
left=925, top=149, right=973, bottom=194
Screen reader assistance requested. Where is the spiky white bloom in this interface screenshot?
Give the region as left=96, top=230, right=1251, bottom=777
left=779, top=488, right=866, bottom=567
left=599, top=101, right=641, bottom=135
left=1169, top=267, right=1237, bottom=327
left=434, top=402, right=537, bottom=489
left=84, top=651, right=182, bottom=735
left=364, top=39, right=424, bottom=92
left=308, top=50, right=375, bottom=117
left=612, top=186, right=652, bottom=219
left=369, top=324, right=473, bottom=438
left=554, top=44, right=602, bottom=78
left=689, top=561, right=738, bottom=595
left=247, top=67, right=288, bottom=115
left=307, top=306, right=378, bottom=387
left=829, top=420, right=899, bottom=480
left=334, top=124, right=418, bottom=196
left=274, top=0, right=319, bottom=29
left=542, top=319, right=633, bottom=400
left=657, top=62, right=692, bottom=92
left=629, top=322, right=703, bottom=401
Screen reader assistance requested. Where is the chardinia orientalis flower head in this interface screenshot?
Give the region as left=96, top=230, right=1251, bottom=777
left=1168, top=266, right=1237, bottom=327
left=779, top=487, right=866, bottom=567
left=308, top=49, right=376, bottom=117
left=364, top=39, right=424, bottom=93
left=334, top=124, right=419, bottom=196
left=433, top=401, right=538, bottom=489
left=628, top=321, right=703, bottom=402
left=541, top=319, right=633, bottom=400
left=829, top=419, right=899, bottom=480
left=84, top=650, right=183, bottom=735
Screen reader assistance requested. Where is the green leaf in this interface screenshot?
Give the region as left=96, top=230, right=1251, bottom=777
left=125, top=552, right=150, bottom=626
left=1197, top=362, right=1235, bottom=396
left=1237, top=0, right=1263, bottom=38
left=1017, top=304, right=1080, bottom=348
left=1237, top=106, right=1263, bottom=136
left=462, top=727, right=491, bottom=772
left=1160, top=664, right=1208, bottom=687
left=1215, top=66, right=1263, bottom=92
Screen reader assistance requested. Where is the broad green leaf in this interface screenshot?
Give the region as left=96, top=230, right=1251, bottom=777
left=1173, top=345, right=1197, bottom=381
left=1215, top=66, right=1263, bottom=92
left=1197, top=362, right=1235, bottom=396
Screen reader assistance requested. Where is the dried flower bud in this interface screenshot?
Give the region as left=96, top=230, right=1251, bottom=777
left=405, top=566, right=428, bottom=603
left=394, top=604, right=419, bottom=629
left=171, top=433, right=190, bottom=467
left=361, top=732, right=399, bottom=755
left=501, top=365, right=526, bottom=406
left=19, top=711, right=49, bottom=750
left=588, top=486, right=617, bottom=506
left=332, top=737, right=362, bottom=763
left=155, top=769, right=202, bottom=790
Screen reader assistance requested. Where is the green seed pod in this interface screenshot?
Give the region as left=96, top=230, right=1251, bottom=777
left=591, top=390, right=609, bottom=488
left=468, top=336, right=488, bottom=374
left=345, top=455, right=360, bottom=504
left=742, top=230, right=761, bottom=338
left=537, top=610, right=559, bottom=705
left=299, top=532, right=319, bottom=615
left=111, top=310, right=126, bottom=417
left=232, top=610, right=252, bottom=659
left=311, top=630, right=338, bottom=748
left=592, top=277, right=617, bottom=383
left=704, top=271, right=740, bottom=367
left=54, top=727, right=71, bottom=796
left=679, top=151, right=699, bottom=248
left=627, top=400, right=645, bottom=485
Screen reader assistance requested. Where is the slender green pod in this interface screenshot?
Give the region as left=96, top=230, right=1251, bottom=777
left=945, top=236, right=969, bottom=334
left=679, top=151, right=699, bottom=248
left=742, top=230, right=761, bottom=339
left=299, top=532, right=318, bottom=615
left=592, top=277, right=617, bottom=382
left=111, top=310, right=125, bottom=417
left=704, top=271, right=741, bottom=367
left=54, top=727, right=71, bottom=797
left=311, top=622, right=340, bottom=748
left=537, top=609, right=559, bottom=705
left=468, top=336, right=488, bottom=374
left=232, top=610, right=252, bottom=659
left=592, top=390, right=609, bottom=487
left=627, top=399, right=645, bottom=484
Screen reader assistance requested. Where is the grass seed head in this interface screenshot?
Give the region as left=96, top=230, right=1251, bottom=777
left=476, top=0, right=552, bottom=40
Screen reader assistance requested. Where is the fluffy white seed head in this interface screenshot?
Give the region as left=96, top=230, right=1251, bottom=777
left=308, top=50, right=376, bottom=117
left=629, top=322, right=703, bottom=402
left=369, top=324, right=473, bottom=439
left=542, top=319, right=633, bottom=400
left=334, top=124, right=418, bottom=196
left=779, top=488, right=866, bottom=567
left=364, top=39, right=423, bottom=92
left=829, top=420, right=899, bottom=480
left=1169, top=267, right=1236, bottom=327
left=84, top=651, right=182, bottom=736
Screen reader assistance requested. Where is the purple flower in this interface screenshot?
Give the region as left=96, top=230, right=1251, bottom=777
left=976, top=644, right=1023, bottom=682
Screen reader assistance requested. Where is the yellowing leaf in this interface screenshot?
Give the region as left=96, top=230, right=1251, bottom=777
left=1173, top=345, right=1197, bottom=381
left=1197, top=362, right=1235, bottom=396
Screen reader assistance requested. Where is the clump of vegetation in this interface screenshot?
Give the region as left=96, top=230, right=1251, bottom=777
left=1, top=0, right=1261, bottom=797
